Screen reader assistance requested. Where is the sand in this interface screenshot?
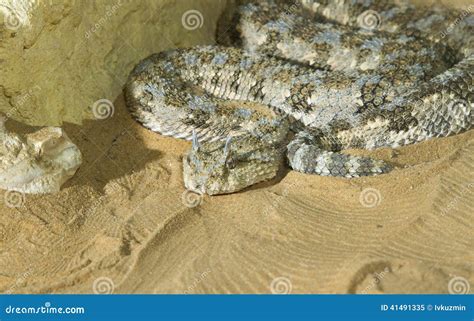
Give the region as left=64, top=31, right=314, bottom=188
left=0, top=93, right=472, bottom=294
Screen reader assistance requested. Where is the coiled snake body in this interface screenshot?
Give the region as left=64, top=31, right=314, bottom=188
left=125, top=0, right=473, bottom=195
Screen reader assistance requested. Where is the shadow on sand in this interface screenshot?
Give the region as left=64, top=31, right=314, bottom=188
left=61, top=94, right=161, bottom=193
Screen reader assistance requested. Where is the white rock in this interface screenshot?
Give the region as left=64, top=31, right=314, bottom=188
left=0, top=115, right=82, bottom=194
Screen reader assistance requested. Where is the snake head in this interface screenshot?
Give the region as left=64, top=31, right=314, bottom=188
left=183, top=134, right=283, bottom=195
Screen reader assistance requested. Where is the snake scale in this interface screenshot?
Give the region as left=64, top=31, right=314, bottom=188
left=124, top=0, right=473, bottom=195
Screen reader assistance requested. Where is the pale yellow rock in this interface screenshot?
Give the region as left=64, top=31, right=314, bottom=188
left=0, top=0, right=228, bottom=126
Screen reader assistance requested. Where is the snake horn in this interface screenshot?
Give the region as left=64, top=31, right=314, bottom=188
left=192, top=130, right=200, bottom=151
left=223, top=136, right=232, bottom=159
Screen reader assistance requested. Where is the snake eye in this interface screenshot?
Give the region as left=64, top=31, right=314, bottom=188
left=226, top=158, right=237, bottom=169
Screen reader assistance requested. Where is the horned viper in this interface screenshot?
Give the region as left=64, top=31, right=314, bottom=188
left=124, top=0, right=473, bottom=195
